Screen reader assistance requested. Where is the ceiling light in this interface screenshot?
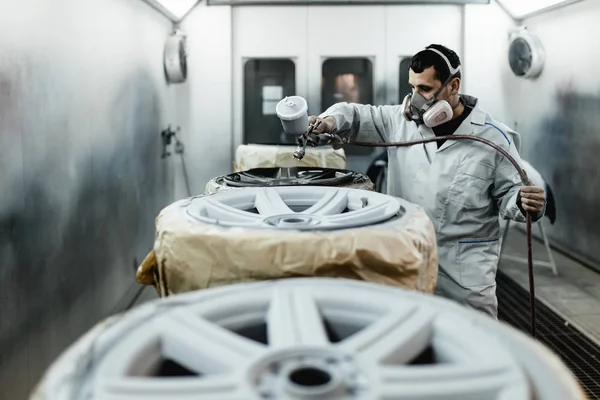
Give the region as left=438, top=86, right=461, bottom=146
left=145, top=0, right=199, bottom=21
left=498, top=0, right=577, bottom=19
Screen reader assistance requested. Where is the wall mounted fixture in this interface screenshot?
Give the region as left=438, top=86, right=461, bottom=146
left=507, top=27, right=545, bottom=79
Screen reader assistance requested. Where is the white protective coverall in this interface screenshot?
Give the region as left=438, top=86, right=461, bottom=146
left=319, top=95, right=544, bottom=318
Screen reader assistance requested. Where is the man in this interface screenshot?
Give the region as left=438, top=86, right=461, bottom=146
left=308, top=44, right=545, bottom=319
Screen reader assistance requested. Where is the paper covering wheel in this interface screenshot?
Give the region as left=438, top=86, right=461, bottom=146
left=136, top=186, right=438, bottom=295
left=233, top=144, right=347, bottom=172
left=31, top=278, right=585, bottom=400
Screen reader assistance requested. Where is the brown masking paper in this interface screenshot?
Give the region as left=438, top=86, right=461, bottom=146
left=234, top=144, right=347, bottom=172
left=137, top=197, right=438, bottom=296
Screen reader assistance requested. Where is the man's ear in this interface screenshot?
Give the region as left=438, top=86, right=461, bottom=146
left=450, top=77, right=461, bottom=94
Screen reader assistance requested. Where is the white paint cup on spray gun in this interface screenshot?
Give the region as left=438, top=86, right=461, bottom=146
left=276, top=96, right=309, bottom=136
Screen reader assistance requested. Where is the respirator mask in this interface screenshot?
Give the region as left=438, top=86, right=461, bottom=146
left=402, top=47, right=461, bottom=128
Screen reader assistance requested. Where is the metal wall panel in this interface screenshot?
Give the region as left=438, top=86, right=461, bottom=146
left=0, top=0, right=176, bottom=398
left=177, top=2, right=233, bottom=197
left=502, top=0, right=600, bottom=270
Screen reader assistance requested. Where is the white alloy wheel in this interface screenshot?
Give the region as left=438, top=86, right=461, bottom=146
left=31, top=278, right=584, bottom=400
left=135, top=185, right=438, bottom=296
left=204, top=167, right=374, bottom=195
left=185, top=186, right=411, bottom=231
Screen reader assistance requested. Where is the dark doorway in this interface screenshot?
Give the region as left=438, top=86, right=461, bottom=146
left=399, top=57, right=413, bottom=104
left=244, top=59, right=296, bottom=145
left=321, top=58, right=374, bottom=159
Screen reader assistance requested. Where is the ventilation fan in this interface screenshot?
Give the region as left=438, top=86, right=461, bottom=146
left=164, top=29, right=187, bottom=84
left=508, top=27, right=545, bottom=80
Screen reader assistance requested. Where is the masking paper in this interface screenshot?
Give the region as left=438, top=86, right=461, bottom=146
left=137, top=196, right=438, bottom=296
left=234, top=144, right=347, bottom=172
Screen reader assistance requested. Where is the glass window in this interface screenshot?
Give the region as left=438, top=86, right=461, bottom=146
left=261, top=85, right=283, bottom=115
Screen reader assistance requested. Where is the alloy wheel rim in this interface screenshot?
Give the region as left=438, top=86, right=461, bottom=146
left=185, top=187, right=406, bottom=230
left=220, top=167, right=357, bottom=188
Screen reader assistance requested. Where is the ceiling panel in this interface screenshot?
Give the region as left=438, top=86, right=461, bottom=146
left=497, top=0, right=583, bottom=20
left=208, top=0, right=489, bottom=5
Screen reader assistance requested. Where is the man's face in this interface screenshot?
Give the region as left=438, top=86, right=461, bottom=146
left=408, top=66, right=449, bottom=102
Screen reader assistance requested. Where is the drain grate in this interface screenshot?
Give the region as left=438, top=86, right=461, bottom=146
left=497, top=270, right=600, bottom=399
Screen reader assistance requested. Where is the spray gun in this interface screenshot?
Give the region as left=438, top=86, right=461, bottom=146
left=276, top=96, right=344, bottom=160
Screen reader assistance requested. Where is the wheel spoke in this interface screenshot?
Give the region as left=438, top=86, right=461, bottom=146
left=377, top=364, right=528, bottom=399
left=238, top=171, right=271, bottom=184
left=302, top=189, right=349, bottom=216
left=202, top=197, right=262, bottom=225
left=267, top=287, right=330, bottom=348
left=337, top=306, right=435, bottom=364
left=160, top=310, right=266, bottom=374
left=323, top=201, right=393, bottom=226
left=254, top=188, right=294, bottom=217
left=95, top=375, right=246, bottom=400
left=187, top=187, right=402, bottom=229
left=302, top=169, right=336, bottom=181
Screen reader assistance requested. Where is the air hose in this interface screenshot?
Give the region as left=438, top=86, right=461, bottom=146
left=353, top=135, right=537, bottom=338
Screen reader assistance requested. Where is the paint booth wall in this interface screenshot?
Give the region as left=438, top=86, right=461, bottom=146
left=0, top=0, right=177, bottom=398
left=463, top=0, right=517, bottom=123
left=176, top=2, right=232, bottom=198
left=501, top=0, right=600, bottom=269
left=463, top=0, right=600, bottom=269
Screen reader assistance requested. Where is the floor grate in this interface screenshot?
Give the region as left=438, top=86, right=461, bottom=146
left=497, top=270, right=600, bottom=399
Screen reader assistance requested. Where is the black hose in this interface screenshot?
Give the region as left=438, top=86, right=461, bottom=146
left=354, top=135, right=537, bottom=337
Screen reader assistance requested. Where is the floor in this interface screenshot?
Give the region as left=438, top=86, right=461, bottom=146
left=499, top=223, right=600, bottom=344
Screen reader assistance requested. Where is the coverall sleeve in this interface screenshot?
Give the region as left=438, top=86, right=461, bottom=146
left=492, top=138, right=545, bottom=223
left=318, top=102, right=399, bottom=143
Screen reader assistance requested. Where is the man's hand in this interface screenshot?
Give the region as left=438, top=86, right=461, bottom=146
left=520, top=185, right=545, bottom=213
left=308, top=115, right=336, bottom=134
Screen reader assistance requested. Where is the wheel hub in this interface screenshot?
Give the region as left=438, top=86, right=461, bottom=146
left=253, top=349, right=368, bottom=399
left=263, top=214, right=322, bottom=229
